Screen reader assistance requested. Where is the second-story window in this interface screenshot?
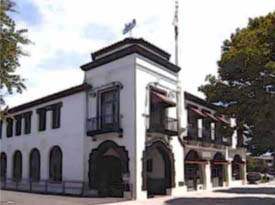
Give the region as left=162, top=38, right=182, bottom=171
left=6, top=118, right=13, bottom=138
left=15, top=115, right=22, bottom=136
left=23, top=112, right=32, bottom=134
left=0, top=121, right=2, bottom=139
left=52, top=103, right=62, bottom=129
left=37, top=108, right=46, bottom=131
left=100, top=88, right=119, bottom=128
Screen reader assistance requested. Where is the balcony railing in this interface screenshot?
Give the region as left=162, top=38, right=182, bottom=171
left=87, top=114, right=123, bottom=136
left=147, top=116, right=178, bottom=136
left=186, top=126, right=231, bottom=146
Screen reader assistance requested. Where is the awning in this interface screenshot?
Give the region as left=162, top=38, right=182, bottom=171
left=151, top=91, right=176, bottom=107
left=185, top=160, right=208, bottom=164
left=204, top=112, right=219, bottom=122
left=211, top=160, right=230, bottom=165
left=190, top=107, right=207, bottom=118
left=218, top=116, right=230, bottom=125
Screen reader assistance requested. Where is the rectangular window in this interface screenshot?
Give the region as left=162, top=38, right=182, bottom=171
left=6, top=118, right=13, bottom=138
left=0, top=120, right=2, bottom=139
left=37, top=109, right=46, bottom=131
left=24, top=112, right=32, bottom=134
left=15, top=115, right=22, bottom=136
left=100, top=89, right=119, bottom=128
left=52, top=103, right=62, bottom=129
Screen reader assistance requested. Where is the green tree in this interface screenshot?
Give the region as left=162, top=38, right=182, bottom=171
left=0, top=0, right=31, bottom=112
left=199, top=12, right=275, bottom=155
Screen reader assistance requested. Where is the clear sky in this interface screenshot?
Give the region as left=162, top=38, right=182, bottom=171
left=6, top=0, right=275, bottom=107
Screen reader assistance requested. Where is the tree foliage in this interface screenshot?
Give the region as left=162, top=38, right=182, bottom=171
left=0, top=0, right=31, bottom=110
left=199, top=12, right=275, bottom=155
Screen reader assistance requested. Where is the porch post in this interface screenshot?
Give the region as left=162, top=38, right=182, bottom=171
left=204, top=161, right=212, bottom=190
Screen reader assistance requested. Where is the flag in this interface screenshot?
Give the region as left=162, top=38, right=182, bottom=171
left=123, top=19, right=136, bottom=35
left=173, top=0, right=179, bottom=39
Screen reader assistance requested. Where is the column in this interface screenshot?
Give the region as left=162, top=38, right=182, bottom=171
left=170, top=137, right=186, bottom=196
left=227, top=162, right=232, bottom=187
left=204, top=161, right=212, bottom=190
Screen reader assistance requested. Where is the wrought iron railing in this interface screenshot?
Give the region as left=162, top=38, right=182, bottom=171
left=186, top=126, right=231, bottom=146
left=87, top=114, right=122, bottom=134
left=146, top=116, right=178, bottom=135
left=0, top=178, right=85, bottom=196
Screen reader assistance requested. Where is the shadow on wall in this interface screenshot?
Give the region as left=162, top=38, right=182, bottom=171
left=165, top=197, right=275, bottom=205
left=214, top=187, right=275, bottom=195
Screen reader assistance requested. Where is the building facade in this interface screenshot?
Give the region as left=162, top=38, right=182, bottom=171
left=0, top=38, right=246, bottom=199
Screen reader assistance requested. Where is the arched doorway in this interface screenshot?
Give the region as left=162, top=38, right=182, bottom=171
left=13, top=150, right=22, bottom=182
left=142, top=141, right=175, bottom=197
left=211, top=152, right=226, bottom=187
left=232, top=155, right=244, bottom=180
left=0, top=152, right=7, bottom=181
left=29, top=148, right=41, bottom=182
left=89, top=141, right=129, bottom=197
left=184, top=150, right=204, bottom=191
left=49, top=146, right=62, bottom=182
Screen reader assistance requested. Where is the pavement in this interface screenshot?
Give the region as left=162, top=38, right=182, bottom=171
left=1, top=181, right=275, bottom=205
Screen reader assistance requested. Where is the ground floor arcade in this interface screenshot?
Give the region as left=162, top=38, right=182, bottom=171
left=0, top=140, right=246, bottom=199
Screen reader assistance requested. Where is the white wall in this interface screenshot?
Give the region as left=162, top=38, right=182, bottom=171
left=83, top=55, right=136, bottom=195
left=0, top=92, right=87, bottom=181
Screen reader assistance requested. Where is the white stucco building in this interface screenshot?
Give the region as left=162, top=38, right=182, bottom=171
left=0, top=38, right=246, bottom=199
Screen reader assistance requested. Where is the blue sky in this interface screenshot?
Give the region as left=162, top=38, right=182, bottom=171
left=6, top=0, right=275, bottom=107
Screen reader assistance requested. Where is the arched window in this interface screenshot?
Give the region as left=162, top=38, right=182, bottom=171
left=0, top=152, right=7, bottom=181
left=13, top=151, right=22, bottom=182
left=49, top=146, right=62, bottom=182
left=29, top=149, right=40, bottom=182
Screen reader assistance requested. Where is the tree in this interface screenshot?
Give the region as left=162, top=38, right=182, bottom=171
left=0, top=0, right=31, bottom=112
left=199, top=12, right=275, bottom=155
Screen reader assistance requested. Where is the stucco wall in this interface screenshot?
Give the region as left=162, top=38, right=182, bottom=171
left=0, top=92, right=87, bottom=181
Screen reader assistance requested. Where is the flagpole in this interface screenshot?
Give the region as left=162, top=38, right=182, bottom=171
left=173, top=0, right=183, bottom=143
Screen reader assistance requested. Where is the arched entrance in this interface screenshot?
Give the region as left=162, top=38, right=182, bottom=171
left=232, top=155, right=244, bottom=180
left=211, top=152, right=226, bottom=187
left=142, top=141, right=175, bottom=197
left=89, top=141, right=129, bottom=197
left=184, top=150, right=205, bottom=191
left=0, top=152, right=7, bottom=181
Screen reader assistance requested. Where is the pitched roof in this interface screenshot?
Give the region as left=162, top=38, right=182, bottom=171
left=184, top=91, right=218, bottom=110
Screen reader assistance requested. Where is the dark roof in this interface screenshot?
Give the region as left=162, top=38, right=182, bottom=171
left=81, top=44, right=180, bottom=73
left=91, top=38, right=171, bottom=61
left=184, top=91, right=218, bottom=110
left=8, top=83, right=91, bottom=114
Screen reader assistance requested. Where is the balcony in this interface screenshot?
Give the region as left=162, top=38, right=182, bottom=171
left=87, top=114, right=123, bottom=137
left=186, top=126, right=231, bottom=146
left=147, top=116, right=178, bottom=136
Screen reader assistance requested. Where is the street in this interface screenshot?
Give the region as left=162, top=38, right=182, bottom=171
left=1, top=182, right=275, bottom=205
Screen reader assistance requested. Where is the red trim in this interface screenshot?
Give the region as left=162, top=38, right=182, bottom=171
left=204, top=112, right=219, bottom=122
left=190, top=107, right=207, bottom=117
left=218, top=116, right=230, bottom=124
left=151, top=91, right=176, bottom=107
left=185, top=160, right=208, bottom=164
left=211, top=160, right=230, bottom=165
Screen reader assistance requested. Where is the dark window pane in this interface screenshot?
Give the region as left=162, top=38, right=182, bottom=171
left=52, top=105, right=61, bottom=129
left=37, top=109, right=46, bottom=131
left=49, top=146, right=62, bottom=182
left=147, top=159, right=153, bottom=172
left=0, top=152, right=7, bottom=181
left=6, top=118, right=13, bottom=138
left=13, top=151, right=22, bottom=182
left=24, top=112, right=32, bottom=134
left=0, top=121, right=2, bottom=139
left=100, top=89, right=119, bottom=128
left=30, top=149, right=40, bottom=182
left=15, top=116, right=22, bottom=136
